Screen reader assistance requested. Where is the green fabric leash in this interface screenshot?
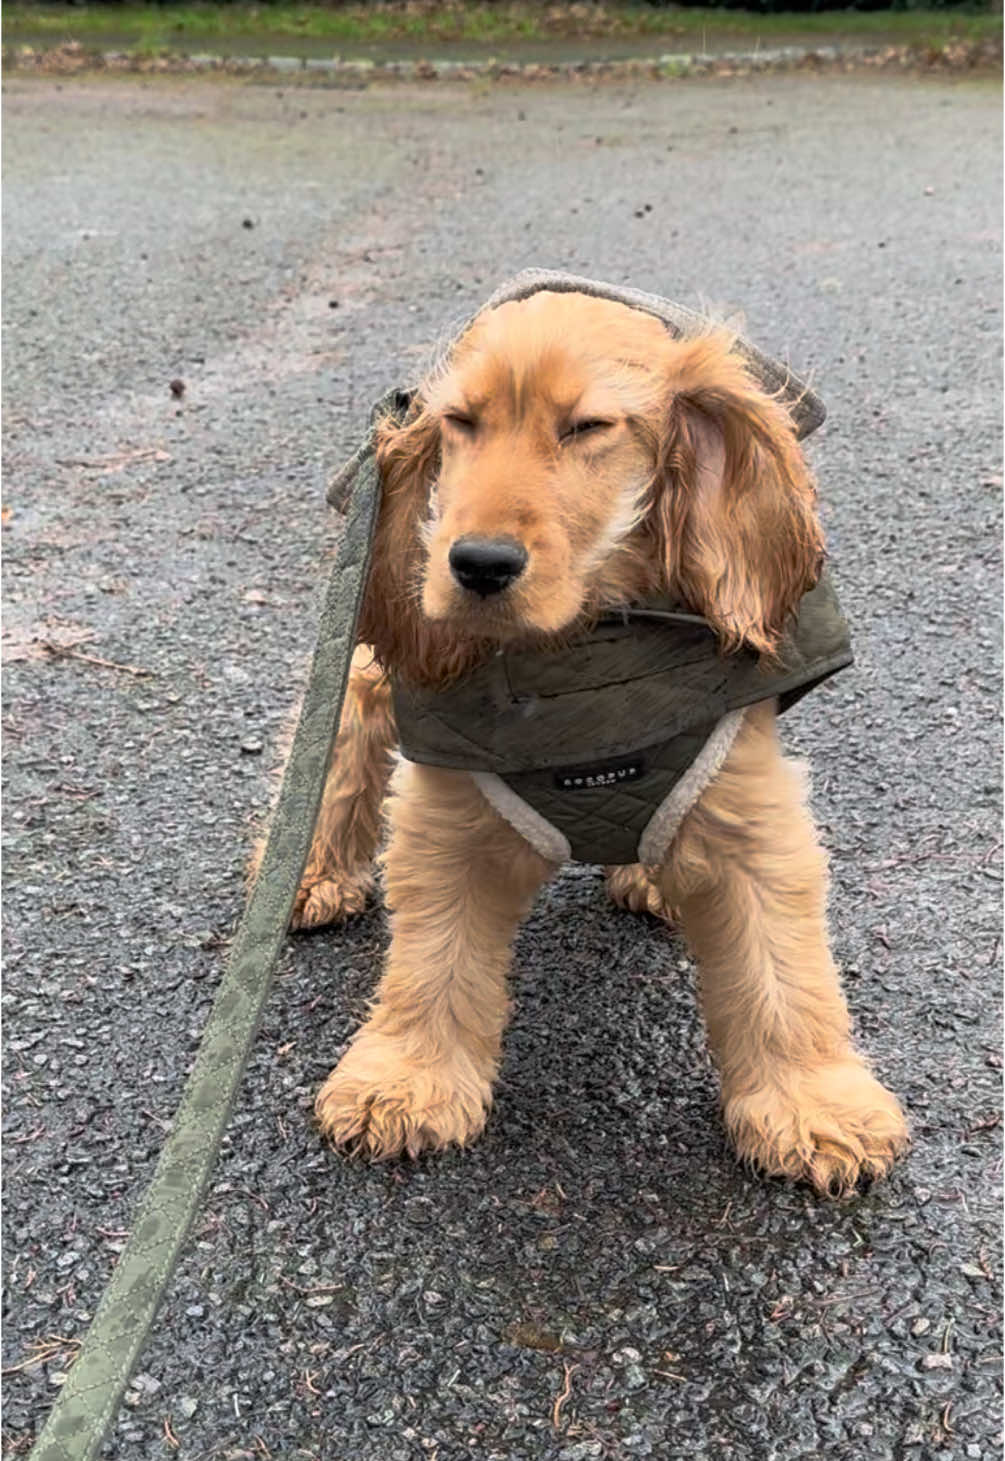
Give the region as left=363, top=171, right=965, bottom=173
left=29, top=449, right=382, bottom=1461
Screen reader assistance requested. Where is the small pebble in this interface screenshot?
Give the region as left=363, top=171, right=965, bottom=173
left=920, top=1352, right=953, bottom=1370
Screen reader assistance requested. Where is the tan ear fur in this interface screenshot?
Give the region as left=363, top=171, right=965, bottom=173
left=358, top=406, right=486, bottom=686
left=651, top=334, right=825, bottom=657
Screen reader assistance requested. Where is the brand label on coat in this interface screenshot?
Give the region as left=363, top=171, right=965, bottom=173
left=553, top=756, right=647, bottom=791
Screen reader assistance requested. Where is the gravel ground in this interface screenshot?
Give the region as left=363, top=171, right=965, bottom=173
left=3, top=71, right=1002, bottom=1460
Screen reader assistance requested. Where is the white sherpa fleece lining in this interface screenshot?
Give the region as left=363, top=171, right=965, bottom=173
left=470, top=772, right=571, bottom=864
left=637, top=709, right=746, bottom=865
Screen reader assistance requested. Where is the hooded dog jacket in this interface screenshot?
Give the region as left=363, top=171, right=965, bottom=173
left=330, top=270, right=852, bottom=866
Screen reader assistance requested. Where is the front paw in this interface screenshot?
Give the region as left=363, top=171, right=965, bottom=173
left=315, top=1031, right=493, bottom=1158
left=724, top=1057, right=909, bottom=1197
left=291, top=867, right=373, bottom=930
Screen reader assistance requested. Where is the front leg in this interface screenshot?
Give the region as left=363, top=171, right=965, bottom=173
left=316, top=762, right=554, bottom=1157
left=663, top=702, right=908, bottom=1195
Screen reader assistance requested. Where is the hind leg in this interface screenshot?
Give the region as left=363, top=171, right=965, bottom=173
left=605, top=864, right=676, bottom=922
left=292, top=643, right=397, bottom=929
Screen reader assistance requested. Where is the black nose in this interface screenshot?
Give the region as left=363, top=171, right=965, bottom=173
left=448, top=536, right=528, bottom=597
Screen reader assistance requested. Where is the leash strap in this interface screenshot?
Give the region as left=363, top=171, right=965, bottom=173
left=30, top=447, right=382, bottom=1461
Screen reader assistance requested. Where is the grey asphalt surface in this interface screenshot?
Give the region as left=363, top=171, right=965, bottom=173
left=3, top=71, right=1002, bottom=1461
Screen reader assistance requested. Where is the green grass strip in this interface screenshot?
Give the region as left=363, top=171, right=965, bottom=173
left=5, top=2, right=1000, bottom=56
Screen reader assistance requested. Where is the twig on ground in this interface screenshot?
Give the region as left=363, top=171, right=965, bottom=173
left=552, top=1361, right=578, bottom=1428
left=40, top=643, right=153, bottom=678
left=56, top=446, right=171, bottom=475
left=2, top=1336, right=82, bottom=1376
left=963, top=1112, right=1001, bottom=1139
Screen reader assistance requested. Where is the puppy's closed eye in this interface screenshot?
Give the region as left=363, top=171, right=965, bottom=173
left=560, top=418, right=614, bottom=444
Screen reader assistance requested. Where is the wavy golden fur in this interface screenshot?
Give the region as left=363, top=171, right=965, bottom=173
left=296, top=291, right=906, bottom=1195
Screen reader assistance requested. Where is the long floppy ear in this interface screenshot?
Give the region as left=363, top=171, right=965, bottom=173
left=355, top=402, right=443, bottom=680
left=650, top=333, right=824, bottom=657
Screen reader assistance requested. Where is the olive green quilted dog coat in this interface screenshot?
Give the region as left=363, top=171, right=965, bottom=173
left=333, top=270, right=850, bottom=866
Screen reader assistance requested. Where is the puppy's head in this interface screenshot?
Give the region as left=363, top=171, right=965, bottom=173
left=361, top=291, right=823, bottom=682
left=417, top=293, right=667, bottom=637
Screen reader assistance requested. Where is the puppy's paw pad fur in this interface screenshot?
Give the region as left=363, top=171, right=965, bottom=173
left=605, top=864, right=676, bottom=922
left=724, top=1058, right=909, bottom=1197
left=292, top=869, right=373, bottom=930
left=315, top=1037, right=491, bottom=1159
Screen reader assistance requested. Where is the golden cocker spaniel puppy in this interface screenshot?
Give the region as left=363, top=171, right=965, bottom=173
left=296, top=289, right=908, bottom=1195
